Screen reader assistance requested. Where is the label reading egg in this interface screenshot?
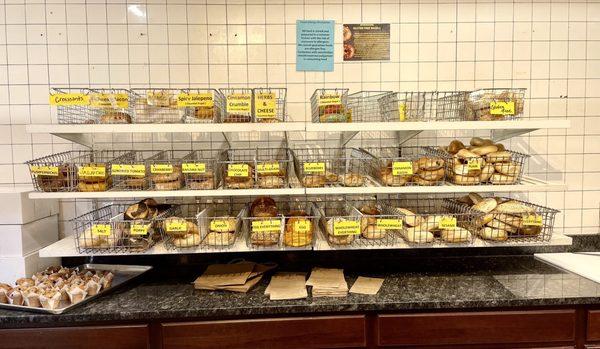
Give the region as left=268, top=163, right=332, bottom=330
left=293, top=220, right=311, bottom=233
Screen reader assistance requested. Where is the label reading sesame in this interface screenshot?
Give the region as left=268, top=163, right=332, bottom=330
left=91, top=224, right=112, bottom=236
left=254, top=92, right=276, bottom=118
left=376, top=219, right=403, bottom=230
left=130, top=224, right=150, bottom=236
left=333, top=220, right=360, bottom=236
left=151, top=164, right=174, bottom=174
left=227, top=163, right=249, bottom=177
left=523, top=214, right=543, bottom=226
left=318, top=94, right=341, bottom=106
left=251, top=219, right=281, bottom=232
left=30, top=166, right=59, bottom=176
left=439, top=216, right=457, bottom=230
left=78, top=166, right=106, bottom=178
left=256, top=162, right=280, bottom=174
left=111, top=164, right=145, bottom=176
left=303, top=162, right=325, bottom=174
left=392, top=161, right=413, bottom=176
left=177, top=93, right=214, bottom=107
left=49, top=93, right=90, bottom=106
left=89, top=93, right=129, bottom=108
left=226, top=93, right=251, bottom=113
left=182, top=163, right=206, bottom=174
left=490, top=101, right=515, bottom=115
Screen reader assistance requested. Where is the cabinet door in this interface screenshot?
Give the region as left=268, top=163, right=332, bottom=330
left=0, top=324, right=149, bottom=349
left=588, top=310, right=600, bottom=341
left=377, top=310, right=576, bottom=347
left=161, top=315, right=366, bottom=349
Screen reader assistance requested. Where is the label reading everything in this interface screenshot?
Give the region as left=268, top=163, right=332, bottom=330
left=251, top=219, right=281, bottom=232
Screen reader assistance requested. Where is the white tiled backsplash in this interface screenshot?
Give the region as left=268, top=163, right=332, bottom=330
left=0, top=0, right=598, bottom=236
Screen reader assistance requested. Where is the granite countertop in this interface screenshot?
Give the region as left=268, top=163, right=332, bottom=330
left=1, top=256, right=600, bottom=328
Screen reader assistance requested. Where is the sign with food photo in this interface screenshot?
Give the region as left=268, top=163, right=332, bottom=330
left=343, top=23, right=390, bottom=61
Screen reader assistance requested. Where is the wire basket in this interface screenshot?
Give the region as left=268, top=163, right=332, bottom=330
left=196, top=199, right=247, bottom=250
left=311, top=88, right=350, bottom=123
left=157, top=204, right=202, bottom=250
left=26, top=151, right=79, bottom=192
left=182, top=88, right=225, bottom=123
left=385, top=197, right=481, bottom=245
left=292, top=147, right=371, bottom=188
left=132, top=88, right=186, bottom=123
left=220, top=88, right=253, bottom=123
left=253, top=87, right=286, bottom=123
left=72, top=150, right=133, bottom=192
left=181, top=149, right=224, bottom=190
left=360, top=146, right=446, bottom=186
left=255, top=147, right=292, bottom=189
left=52, top=87, right=134, bottom=124
left=347, top=91, right=391, bottom=122
left=110, top=150, right=162, bottom=191
left=379, top=91, right=469, bottom=122
left=146, top=150, right=191, bottom=191
left=446, top=195, right=558, bottom=242
left=425, top=146, right=529, bottom=185
left=465, top=88, right=526, bottom=120
left=219, top=148, right=256, bottom=189
left=72, top=202, right=173, bottom=254
left=243, top=197, right=318, bottom=249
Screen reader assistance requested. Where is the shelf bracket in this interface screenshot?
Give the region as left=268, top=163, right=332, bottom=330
left=396, top=130, right=422, bottom=145
left=491, top=128, right=537, bottom=142
left=53, top=133, right=93, bottom=148
left=340, top=131, right=359, bottom=147
left=222, top=132, right=232, bottom=148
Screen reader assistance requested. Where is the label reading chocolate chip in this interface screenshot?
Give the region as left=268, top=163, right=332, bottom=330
left=130, top=224, right=150, bottom=236
left=111, top=164, right=145, bottom=176
left=30, top=165, right=59, bottom=176
left=252, top=219, right=281, bottom=232
left=522, top=214, right=543, bottom=226
left=177, top=93, right=214, bottom=107
left=376, top=218, right=403, bottom=230
left=489, top=101, right=515, bottom=115
left=303, top=162, right=325, bottom=174
left=91, top=224, right=112, bottom=236
left=227, top=163, right=249, bottom=177
left=49, top=93, right=90, bottom=106
left=182, top=163, right=206, bottom=174
left=254, top=92, right=276, bottom=119
left=438, top=217, right=457, bottom=230
left=256, top=162, right=280, bottom=174
left=333, top=220, right=360, bottom=236
left=151, top=164, right=174, bottom=174
left=392, top=161, right=413, bottom=176
left=226, top=93, right=251, bottom=113
left=166, top=221, right=187, bottom=232
left=78, top=166, right=106, bottom=178
left=467, top=159, right=481, bottom=171
left=318, top=94, right=341, bottom=106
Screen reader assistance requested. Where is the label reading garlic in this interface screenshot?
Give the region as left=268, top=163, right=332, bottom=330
left=226, top=93, right=251, bottom=113
left=333, top=220, right=360, bottom=236
left=522, top=214, right=543, bottom=226
left=91, top=224, right=112, bottom=236
left=489, top=101, right=515, bottom=115
left=89, top=93, right=129, bottom=108
left=254, top=92, right=276, bottom=118
left=177, top=93, right=214, bottom=107
left=130, top=224, right=150, bottom=236
left=252, top=219, right=281, bottom=232
left=303, top=162, right=325, bottom=174
left=210, top=220, right=230, bottom=232
left=467, top=159, right=481, bottom=171
left=151, top=164, right=174, bottom=174
left=256, top=162, right=280, bottom=174
left=30, top=166, right=59, bottom=176
left=376, top=218, right=403, bottom=230
left=392, top=161, right=413, bottom=176
left=293, top=220, right=311, bottom=233
left=111, top=164, right=145, bottom=176
left=182, top=163, right=206, bottom=174
left=318, top=94, right=341, bottom=106
left=227, top=163, right=249, bottom=177
left=78, top=166, right=106, bottom=178
left=398, top=102, right=406, bottom=121
left=49, top=93, right=90, bottom=106
left=166, top=221, right=187, bottom=232
left=439, top=217, right=457, bottom=230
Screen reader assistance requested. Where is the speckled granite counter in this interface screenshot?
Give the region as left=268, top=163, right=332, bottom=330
left=1, top=256, right=600, bottom=328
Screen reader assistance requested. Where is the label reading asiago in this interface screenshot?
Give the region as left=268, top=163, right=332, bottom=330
left=254, top=93, right=276, bottom=119
left=177, top=93, right=214, bottom=107
left=226, top=94, right=251, bottom=113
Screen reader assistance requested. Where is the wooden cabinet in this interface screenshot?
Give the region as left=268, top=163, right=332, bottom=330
left=377, top=310, right=576, bottom=347
left=161, top=315, right=367, bottom=349
left=588, top=310, right=600, bottom=342
left=0, top=324, right=150, bottom=349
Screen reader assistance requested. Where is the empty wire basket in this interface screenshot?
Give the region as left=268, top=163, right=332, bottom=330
left=220, top=88, right=253, bottom=123
left=51, top=87, right=134, bottom=124
left=379, top=91, right=469, bottom=122
left=132, top=88, right=186, bottom=123
left=311, top=88, right=350, bottom=123
left=182, top=88, right=225, bottom=123
left=347, top=91, right=392, bottom=122
left=253, top=87, right=287, bottom=123
left=465, top=88, right=526, bottom=120
left=292, top=147, right=371, bottom=188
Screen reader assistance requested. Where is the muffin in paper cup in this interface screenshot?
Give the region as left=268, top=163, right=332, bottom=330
left=67, top=285, right=87, bottom=304
left=24, top=287, right=42, bottom=308
left=40, top=290, right=63, bottom=310
left=0, top=284, right=11, bottom=304
left=8, top=288, right=24, bottom=305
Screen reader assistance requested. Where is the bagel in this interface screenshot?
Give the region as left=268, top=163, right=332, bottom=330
left=154, top=180, right=182, bottom=190
left=203, top=232, right=235, bottom=246
left=415, top=157, right=444, bottom=171
left=173, top=233, right=201, bottom=248
left=471, top=145, right=499, bottom=156
left=479, top=163, right=495, bottom=182
left=381, top=171, right=410, bottom=186
left=403, top=227, right=434, bottom=243
left=412, top=175, right=438, bottom=186
left=479, top=227, right=508, bottom=241
left=490, top=173, right=517, bottom=184
left=441, top=227, right=471, bottom=243
left=453, top=173, right=482, bottom=185
left=417, top=167, right=445, bottom=181
left=486, top=219, right=519, bottom=233
left=494, top=162, right=521, bottom=176
left=470, top=137, right=494, bottom=146
left=362, top=225, right=387, bottom=239
left=448, top=140, right=465, bottom=154
left=486, top=151, right=512, bottom=163
left=395, top=208, right=421, bottom=227
left=472, top=198, right=498, bottom=213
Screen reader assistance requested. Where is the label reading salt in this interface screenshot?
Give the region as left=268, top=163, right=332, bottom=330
left=439, top=217, right=457, bottom=230
left=318, top=94, right=341, bottom=106
left=523, top=214, right=543, bottom=226
left=89, top=93, right=129, bottom=108
left=210, top=220, right=231, bottom=232
left=182, top=163, right=206, bottom=174
left=467, top=159, right=481, bottom=171
left=150, top=164, right=174, bottom=174
left=30, top=166, right=59, bottom=176
left=303, top=162, right=325, bottom=174
left=254, top=92, right=276, bottom=118
left=333, top=220, right=360, bottom=236
left=251, top=219, right=281, bottom=232
left=376, top=219, right=403, bottom=230
left=490, top=101, right=515, bottom=115
left=256, top=162, right=280, bottom=174
left=130, top=224, right=150, bottom=236
left=78, top=166, right=106, bottom=178
left=398, top=102, right=406, bottom=121
left=91, top=224, right=111, bottom=236
left=166, top=221, right=187, bottom=232
left=49, top=93, right=90, bottom=106
left=111, top=164, right=145, bottom=176
left=293, top=220, right=311, bottom=233
left=177, top=93, right=214, bottom=107
left=227, top=164, right=249, bottom=177
left=226, top=93, right=251, bottom=113
left=392, top=161, right=413, bottom=176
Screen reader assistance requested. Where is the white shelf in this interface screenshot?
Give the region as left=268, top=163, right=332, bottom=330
left=28, top=176, right=567, bottom=199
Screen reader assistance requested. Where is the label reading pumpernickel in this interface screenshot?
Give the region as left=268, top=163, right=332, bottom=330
left=226, top=94, right=251, bottom=113
left=89, top=93, right=129, bottom=108
left=91, top=224, right=111, bottom=236
left=252, top=219, right=281, bottom=232
left=392, top=161, right=413, bottom=176
left=256, top=162, right=280, bottom=174
left=182, top=163, right=206, bottom=174
left=177, top=93, right=214, bottom=107
left=166, top=221, right=187, bottom=232
left=227, top=164, right=249, bottom=177
left=111, top=164, right=145, bottom=176
left=254, top=93, right=276, bottom=119
left=303, top=162, right=325, bottom=174
left=151, top=164, right=174, bottom=174
left=130, top=224, right=150, bottom=236
left=376, top=218, right=403, bottom=230
left=49, top=93, right=90, bottom=106
left=318, top=94, right=341, bottom=106
left=523, top=214, right=542, bottom=226
left=438, top=217, right=457, bottom=230
left=333, top=221, right=360, bottom=236
left=489, top=101, right=515, bottom=115
left=30, top=165, right=59, bottom=176
left=78, top=166, right=106, bottom=178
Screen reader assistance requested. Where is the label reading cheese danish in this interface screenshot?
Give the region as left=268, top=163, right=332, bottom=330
left=438, top=217, right=457, bottom=230
left=226, top=93, right=251, bottom=113
left=227, top=163, right=249, bottom=177
left=166, top=221, right=187, bottom=232
left=254, top=92, right=276, bottom=118
left=522, top=214, right=543, bottom=226
left=210, top=220, right=230, bottom=232
left=293, top=220, right=311, bottom=233
left=333, top=221, right=360, bottom=236
left=49, top=93, right=90, bottom=106
left=30, top=165, right=59, bottom=176
left=376, top=218, right=403, bottom=230
left=318, top=94, right=341, bottom=106
left=78, top=166, right=106, bottom=178
left=182, top=163, right=206, bottom=174
left=489, top=101, right=515, bottom=115
left=111, top=164, right=145, bottom=176
left=89, top=93, right=129, bottom=108
left=91, top=224, right=111, bottom=236
left=130, top=224, right=150, bottom=236
left=467, top=159, right=481, bottom=171
left=151, top=164, right=174, bottom=174
left=398, top=102, right=406, bottom=121
left=252, top=219, right=281, bottom=232
left=256, top=162, right=280, bottom=174
left=177, top=93, right=214, bottom=107
left=303, top=162, right=325, bottom=174
left=392, top=161, right=413, bottom=176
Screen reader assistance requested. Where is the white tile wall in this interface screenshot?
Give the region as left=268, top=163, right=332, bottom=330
left=0, top=0, right=598, bottom=236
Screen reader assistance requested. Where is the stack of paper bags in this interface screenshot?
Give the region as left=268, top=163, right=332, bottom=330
left=306, top=267, right=348, bottom=297
left=264, top=272, right=308, bottom=300
left=194, top=261, right=275, bottom=293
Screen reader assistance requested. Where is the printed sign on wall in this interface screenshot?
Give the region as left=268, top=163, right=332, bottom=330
left=343, top=23, right=390, bottom=61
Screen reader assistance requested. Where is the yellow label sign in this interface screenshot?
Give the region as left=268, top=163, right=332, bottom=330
left=376, top=219, right=403, bottom=230
left=251, top=219, right=281, bottom=232
left=467, top=159, right=481, bottom=171
left=49, top=93, right=90, bottom=106
left=293, top=220, right=311, bottom=233
left=398, top=102, right=406, bottom=121
left=490, top=101, right=515, bottom=115
left=254, top=92, right=276, bottom=118
left=89, top=93, right=129, bottom=108
left=177, top=93, right=214, bottom=107
left=318, top=94, right=341, bottom=106
left=78, top=166, right=106, bottom=178
left=256, top=162, right=280, bottom=174
left=392, top=161, right=413, bottom=176
left=130, top=224, right=150, bottom=236
left=227, top=163, right=249, bottom=177
left=210, top=220, right=233, bottom=232
left=439, top=216, right=457, bottom=230
left=30, top=166, right=59, bottom=176
left=523, top=214, right=543, bottom=226
left=303, top=162, right=325, bottom=174
left=182, top=163, right=206, bottom=174
left=111, top=164, right=145, bottom=176
left=226, top=93, right=251, bottom=113
left=91, top=224, right=111, bottom=236
left=166, top=221, right=187, bottom=232
left=151, top=164, right=173, bottom=174
left=333, top=220, right=360, bottom=236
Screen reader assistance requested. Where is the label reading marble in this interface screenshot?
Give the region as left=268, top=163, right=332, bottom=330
left=333, top=220, right=360, bottom=236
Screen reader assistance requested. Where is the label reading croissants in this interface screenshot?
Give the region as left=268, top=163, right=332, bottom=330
left=293, top=220, right=311, bottom=233
left=226, top=94, right=251, bottom=113
left=489, top=101, right=515, bottom=115
left=166, top=221, right=187, bottom=232
left=30, top=165, right=59, bottom=176
left=303, top=162, right=325, bottom=174
left=392, top=161, right=413, bottom=176
left=438, top=217, right=457, bottom=230
left=254, top=93, right=276, bottom=119
left=89, top=93, right=129, bottom=108
left=111, top=164, right=145, bottom=176
left=182, top=163, right=206, bottom=174
left=78, top=166, right=106, bottom=178
left=91, top=224, right=112, bottom=236
left=256, top=162, right=280, bottom=174
left=227, top=164, right=249, bottom=177
left=522, top=214, right=543, bottom=226
left=177, top=93, right=214, bottom=107
left=49, top=93, right=90, bottom=106
left=252, top=219, right=281, bottom=232
left=130, top=224, right=150, bottom=236
left=333, top=221, right=360, bottom=236
left=318, top=94, right=341, bottom=106
left=376, top=219, right=403, bottom=230
left=151, top=164, right=174, bottom=174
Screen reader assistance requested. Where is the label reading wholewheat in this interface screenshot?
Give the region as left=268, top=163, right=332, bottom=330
left=30, top=166, right=59, bottom=176
left=318, top=94, right=341, bottom=106
left=111, top=164, right=145, bottom=176
left=49, top=93, right=90, bottom=106
left=392, top=161, right=413, bottom=176
left=226, top=93, right=251, bottom=113
left=333, top=221, right=360, bottom=236
left=182, top=163, right=206, bottom=174
left=251, top=219, right=281, bottom=232
left=303, top=162, right=325, bottom=174
left=256, top=162, right=280, bottom=174
left=177, top=93, right=214, bottom=107
left=130, top=224, right=150, bottom=236
left=376, top=218, right=403, bottom=230
left=91, top=224, right=111, bottom=236
left=166, top=221, right=187, bottom=232
left=489, top=101, right=515, bottom=115
left=467, top=159, right=481, bottom=171
left=254, top=92, right=276, bottom=119
left=89, top=93, right=129, bottom=108
left=523, top=214, right=543, bottom=226
left=293, top=220, right=311, bottom=233
left=210, top=220, right=230, bottom=232
left=227, top=163, right=249, bottom=177
left=78, top=166, right=106, bottom=178
left=438, top=217, right=457, bottom=230
left=151, top=164, right=174, bottom=174
left=398, top=102, right=406, bottom=121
